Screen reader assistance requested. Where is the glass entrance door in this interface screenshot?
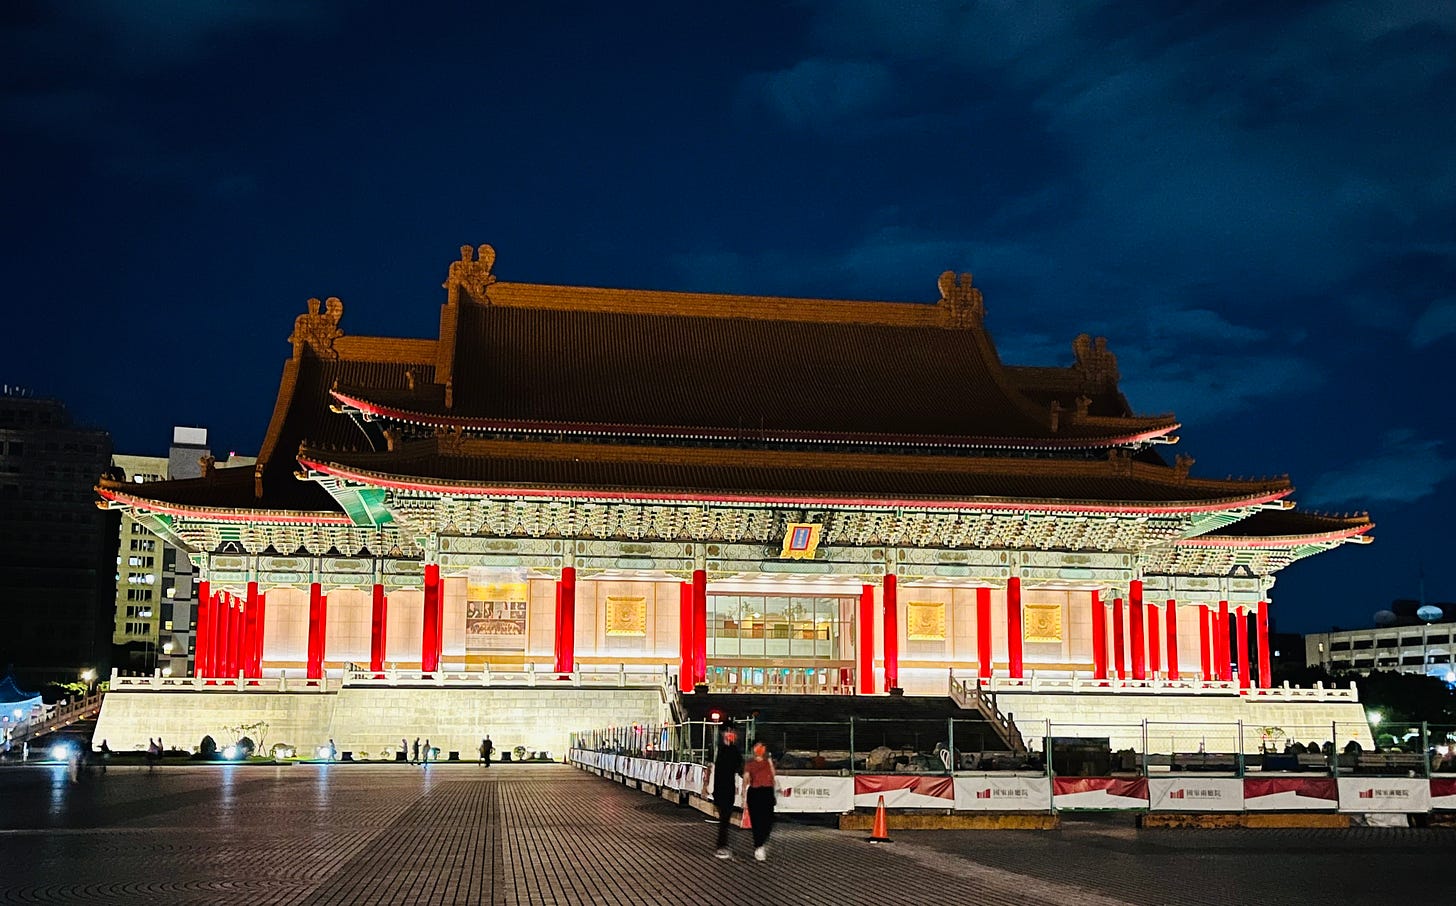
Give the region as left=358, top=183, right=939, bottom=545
left=703, top=664, right=854, bottom=694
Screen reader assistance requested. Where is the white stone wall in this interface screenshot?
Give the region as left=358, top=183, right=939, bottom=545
left=93, top=686, right=668, bottom=761
left=327, top=686, right=668, bottom=759
left=987, top=690, right=1374, bottom=755
left=93, top=690, right=337, bottom=753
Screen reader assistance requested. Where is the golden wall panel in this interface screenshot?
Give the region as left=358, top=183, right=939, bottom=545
left=605, top=595, right=647, bottom=637
left=906, top=600, right=946, bottom=641
left=1023, top=603, right=1063, bottom=643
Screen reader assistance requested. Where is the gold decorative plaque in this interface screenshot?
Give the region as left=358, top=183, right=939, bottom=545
left=1022, top=603, right=1063, bottom=643
left=605, top=596, right=647, bottom=637
left=906, top=601, right=946, bottom=641
left=779, top=523, right=823, bottom=559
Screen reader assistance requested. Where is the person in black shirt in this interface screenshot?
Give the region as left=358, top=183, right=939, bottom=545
left=712, top=724, right=743, bottom=859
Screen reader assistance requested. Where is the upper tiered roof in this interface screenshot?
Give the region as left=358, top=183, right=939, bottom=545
left=94, top=244, right=1368, bottom=551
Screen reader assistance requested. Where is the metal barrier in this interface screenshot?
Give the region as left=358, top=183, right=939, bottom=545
left=570, top=714, right=1419, bottom=780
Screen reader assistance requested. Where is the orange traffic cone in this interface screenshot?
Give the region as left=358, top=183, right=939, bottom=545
left=867, top=794, right=891, bottom=843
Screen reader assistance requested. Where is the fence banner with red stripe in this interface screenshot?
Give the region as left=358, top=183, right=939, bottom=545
left=1337, top=778, right=1430, bottom=813
left=953, top=776, right=1052, bottom=811
left=1052, top=777, right=1149, bottom=810
left=1243, top=777, right=1337, bottom=810
left=853, top=774, right=955, bottom=808
left=1147, top=777, right=1244, bottom=811
left=775, top=775, right=854, bottom=812
left=1431, top=778, right=1456, bottom=810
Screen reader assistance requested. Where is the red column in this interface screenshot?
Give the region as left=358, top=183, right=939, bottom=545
left=215, top=593, right=229, bottom=679
left=253, top=590, right=267, bottom=677
left=229, top=593, right=242, bottom=679
left=306, top=583, right=324, bottom=679
left=1006, top=576, right=1023, bottom=679
left=692, top=569, right=707, bottom=686
left=369, top=585, right=386, bottom=673
left=679, top=582, right=694, bottom=693
left=1112, top=596, right=1126, bottom=679
left=1128, top=580, right=1146, bottom=680
left=195, top=581, right=211, bottom=678
left=244, top=584, right=261, bottom=678
left=1147, top=601, right=1161, bottom=676
left=1217, top=600, right=1231, bottom=681
left=882, top=574, right=899, bottom=691
left=1257, top=600, right=1271, bottom=688
left=1090, top=591, right=1107, bottom=680
left=557, top=567, right=576, bottom=673
left=1165, top=599, right=1180, bottom=681
left=214, top=593, right=228, bottom=678
left=975, top=587, right=993, bottom=679
left=859, top=585, right=875, bottom=694
left=422, top=564, right=441, bottom=673
left=1198, top=604, right=1212, bottom=681
left=1236, top=606, right=1250, bottom=691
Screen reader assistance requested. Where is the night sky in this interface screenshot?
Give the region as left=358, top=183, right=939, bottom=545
left=4, top=2, right=1453, bottom=632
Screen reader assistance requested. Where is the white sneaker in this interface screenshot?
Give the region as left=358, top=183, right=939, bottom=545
left=754, top=846, right=767, bottom=862
left=715, top=848, right=731, bottom=860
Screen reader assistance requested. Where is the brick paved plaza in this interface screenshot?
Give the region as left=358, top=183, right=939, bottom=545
left=1, top=763, right=1451, bottom=905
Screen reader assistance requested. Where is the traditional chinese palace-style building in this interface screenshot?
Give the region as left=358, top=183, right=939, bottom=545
left=93, top=245, right=1375, bottom=757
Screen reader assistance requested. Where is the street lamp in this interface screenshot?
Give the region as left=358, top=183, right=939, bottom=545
left=80, top=669, right=96, bottom=696
left=1367, top=709, right=1383, bottom=727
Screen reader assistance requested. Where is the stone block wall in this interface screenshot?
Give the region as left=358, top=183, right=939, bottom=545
left=93, top=686, right=668, bottom=759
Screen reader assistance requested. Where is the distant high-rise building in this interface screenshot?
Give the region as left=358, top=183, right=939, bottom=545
left=109, top=428, right=245, bottom=678
left=0, top=391, right=116, bottom=685
left=109, top=454, right=172, bottom=672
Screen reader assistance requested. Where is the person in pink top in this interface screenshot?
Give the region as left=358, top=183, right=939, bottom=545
left=743, top=741, right=777, bottom=861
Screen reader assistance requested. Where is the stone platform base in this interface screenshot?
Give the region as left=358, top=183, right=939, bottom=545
left=1139, top=812, right=1351, bottom=828
left=94, top=685, right=669, bottom=759
left=838, top=811, right=1060, bottom=831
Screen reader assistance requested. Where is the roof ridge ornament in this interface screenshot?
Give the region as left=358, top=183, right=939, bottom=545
left=1072, top=334, right=1119, bottom=385
left=1174, top=453, right=1195, bottom=480
left=289, top=297, right=344, bottom=360
left=937, top=271, right=984, bottom=328
left=444, top=244, right=497, bottom=305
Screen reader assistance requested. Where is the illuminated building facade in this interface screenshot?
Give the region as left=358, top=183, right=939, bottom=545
left=96, top=246, right=1373, bottom=704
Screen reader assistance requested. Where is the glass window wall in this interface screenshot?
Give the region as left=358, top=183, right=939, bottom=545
left=706, top=594, right=851, bottom=661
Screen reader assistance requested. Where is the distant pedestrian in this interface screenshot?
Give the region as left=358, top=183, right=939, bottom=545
left=423, top=738, right=432, bottom=765
left=743, top=741, right=777, bottom=861
left=145, top=738, right=158, bottom=770
left=401, top=738, right=408, bottom=763
left=22, top=741, right=29, bottom=762
left=480, top=736, right=494, bottom=766
left=412, top=738, right=421, bottom=765
left=712, top=725, right=744, bottom=859
left=97, top=739, right=111, bottom=774
left=327, top=738, right=338, bottom=762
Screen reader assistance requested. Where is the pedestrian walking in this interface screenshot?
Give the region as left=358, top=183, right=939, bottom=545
left=711, top=724, right=743, bottom=859
left=743, top=741, right=777, bottom=861
left=97, top=739, right=111, bottom=774
left=401, top=738, right=408, bottom=763
left=480, top=736, right=494, bottom=766
left=412, top=737, right=421, bottom=765
left=423, top=738, right=432, bottom=765
left=145, top=738, right=158, bottom=770
left=327, top=738, right=338, bottom=762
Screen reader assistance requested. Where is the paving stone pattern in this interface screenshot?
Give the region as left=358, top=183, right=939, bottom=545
left=1, top=763, right=1453, bottom=905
